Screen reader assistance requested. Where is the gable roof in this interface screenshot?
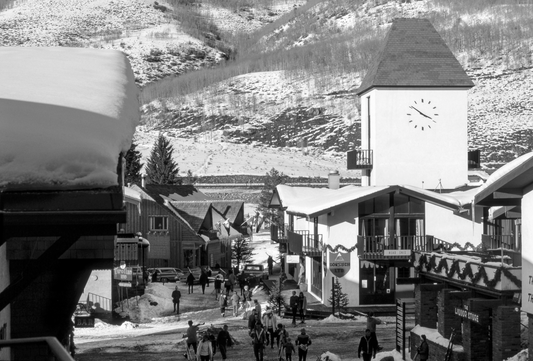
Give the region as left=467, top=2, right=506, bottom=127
left=136, top=184, right=211, bottom=205
left=357, top=18, right=474, bottom=95
left=167, top=201, right=212, bottom=233
left=210, top=200, right=244, bottom=222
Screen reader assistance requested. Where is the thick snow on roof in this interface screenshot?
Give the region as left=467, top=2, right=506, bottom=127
left=0, top=47, right=139, bottom=188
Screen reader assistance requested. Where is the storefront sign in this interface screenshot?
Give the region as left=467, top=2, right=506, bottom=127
left=114, top=267, right=133, bottom=281
left=329, top=252, right=350, bottom=278
left=74, top=316, right=95, bottom=328
left=118, top=282, right=132, bottom=288
left=384, top=249, right=411, bottom=257
left=455, top=307, right=480, bottom=324
left=286, top=255, right=299, bottom=264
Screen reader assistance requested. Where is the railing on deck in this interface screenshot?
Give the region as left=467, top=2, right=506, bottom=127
left=302, top=233, right=323, bottom=255
left=87, top=292, right=112, bottom=312
left=0, top=337, right=75, bottom=361
left=347, top=149, right=373, bottom=170
left=270, top=223, right=290, bottom=242
left=358, top=235, right=448, bottom=259
left=481, top=234, right=520, bottom=252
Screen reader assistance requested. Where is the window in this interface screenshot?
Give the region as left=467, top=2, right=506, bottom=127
left=398, top=267, right=411, bottom=278
left=150, top=216, right=168, bottom=231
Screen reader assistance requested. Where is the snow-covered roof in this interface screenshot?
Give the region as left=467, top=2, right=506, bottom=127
left=0, top=47, right=139, bottom=189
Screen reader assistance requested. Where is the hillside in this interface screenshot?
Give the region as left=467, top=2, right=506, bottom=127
left=1, top=0, right=532, bottom=177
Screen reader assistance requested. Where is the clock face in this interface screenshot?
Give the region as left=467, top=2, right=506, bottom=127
left=406, top=98, right=439, bottom=130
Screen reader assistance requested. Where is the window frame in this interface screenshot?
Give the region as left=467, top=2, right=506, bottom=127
left=149, top=215, right=169, bottom=231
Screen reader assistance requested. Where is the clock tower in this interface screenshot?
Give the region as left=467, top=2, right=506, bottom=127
left=353, top=18, right=474, bottom=189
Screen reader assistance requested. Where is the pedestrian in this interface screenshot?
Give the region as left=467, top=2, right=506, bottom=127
left=366, top=312, right=383, bottom=351
left=184, top=320, right=204, bottom=356
left=224, top=275, right=232, bottom=295
left=228, top=270, right=237, bottom=292
left=219, top=293, right=228, bottom=317
left=298, top=292, right=307, bottom=324
left=187, top=271, right=195, bottom=294
left=250, top=322, right=266, bottom=361
left=262, top=306, right=277, bottom=349
left=254, top=299, right=262, bottom=320
left=418, top=334, right=429, bottom=361
left=284, top=337, right=295, bottom=361
left=206, top=266, right=212, bottom=287
left=289, top=291, right=299, bottom=326
left=172, top=285, right=181, bottom=314
left=216, top=324, right=233, bottom=361
left=267, top=255, right=274, bottom=275
left=243, top=285, right=253, bottom=312
left=199, top=270, right=208, bottom=294
left=152, top=269, right=159, bottom=283
left=143, top=268, right=149, bottom=284
left=238, top=272, right=247, bottom=296
left=274, top=323, right=288, bottom=349
left=214, top=272, right=224, bottom=300
left=295, top=328, right=311, bottom=361
left=197, top=334, right=213, bottom=361
left=231, top=291, right=241, bottom=317
left=248, top=309, right=259, bottom=331
left=358, top=329, right=377, bottom=361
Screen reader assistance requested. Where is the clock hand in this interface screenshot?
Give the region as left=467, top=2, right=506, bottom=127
left=409, top=106, right=432, bottom=119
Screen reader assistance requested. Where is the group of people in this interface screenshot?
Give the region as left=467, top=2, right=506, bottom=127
left=184, top=320, right=234, bottom=361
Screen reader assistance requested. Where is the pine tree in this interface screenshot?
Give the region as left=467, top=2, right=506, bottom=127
left=258, top=168, right=288, bottom=226
left=124, top=141, right=143, bottom=186
left=145, top=134, right=181, bottom=185
left=267, top=281, right=286, bottom=315
left=231, top=237, right=254, bottom=270
left=327, top=278, right=349, bottom=313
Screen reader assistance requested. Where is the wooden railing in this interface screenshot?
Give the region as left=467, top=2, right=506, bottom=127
left=303, top=233, right=323, bottom=256
left=270, top=223, right=291, bottom=242
left=347, top=149, right=373, bottom=170
left=481, top=234, right=520, bottom=252
left=357, top=235, right=447, bottom=259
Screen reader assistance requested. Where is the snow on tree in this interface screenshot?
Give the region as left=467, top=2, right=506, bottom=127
left=0, top=47, right=139, bottom=187
left=145, top=134, right=181, bottom=185
left=125, top=141, right=144, bottom=186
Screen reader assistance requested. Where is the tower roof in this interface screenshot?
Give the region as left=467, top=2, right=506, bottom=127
left=357, top=18, right=474, bottom=95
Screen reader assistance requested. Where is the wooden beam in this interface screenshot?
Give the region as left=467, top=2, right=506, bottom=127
left=0, top=234, right=80, bottom=312
left=493, top=190, right=522, bottom=199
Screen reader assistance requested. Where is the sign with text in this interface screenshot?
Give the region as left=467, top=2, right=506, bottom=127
left=286, top=255, right=299, bottom=264
left=118, top=282, right=132, bottom=288
left=329, top=252, right=350, bottom=278
left=455, top=307, right=480, bottom=324
left=384, top=249, right=411, bottom=257
left=114, top=267, right=133, bottom=281
left=75, top=316, right=95, bottom=328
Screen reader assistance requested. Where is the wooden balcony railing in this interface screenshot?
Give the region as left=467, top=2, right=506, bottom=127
left=303, top=234, right=323, bottom=256
left=481, top=234, right=520, bottom=252
left=347, top=149, right=373, bottom=170
left=270, top=223, right=291, bottom=242
left=357, top=235, right=444, bottom=259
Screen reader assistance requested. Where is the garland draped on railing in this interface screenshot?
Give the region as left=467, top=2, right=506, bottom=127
left=322, top=244, right=358, bottom=253
left=444, top=241, right=480, bottom=251
left=415, top=254, right=520, bottom=289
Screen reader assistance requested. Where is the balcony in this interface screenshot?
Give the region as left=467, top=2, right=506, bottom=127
left=270, top=223, right=290, bottom=242
left=357, top=235, right=440, bottom=260
left=347, top=149, right=373, bottom=170
left=287, top=230, right=323, bottom=257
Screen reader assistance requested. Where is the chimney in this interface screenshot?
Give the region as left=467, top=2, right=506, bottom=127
left=141, top=174, right=146, bottom=188
left=328, top=170, right=340, bottom=189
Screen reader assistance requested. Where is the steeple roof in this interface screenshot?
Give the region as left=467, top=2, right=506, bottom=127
left=357, top=18, right=474, bottom=95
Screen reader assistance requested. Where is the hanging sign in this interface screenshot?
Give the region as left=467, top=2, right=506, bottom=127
left=329, top=252, right=350, bottom=278
left=286, top=255, right=299, bottom=264
left=114, top=267, right=133, bottom=281
left=454, top=307, right=481, bottom=324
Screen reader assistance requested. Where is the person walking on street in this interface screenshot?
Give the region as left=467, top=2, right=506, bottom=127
left=284, top=337, right=295, bottom=361
left=219, top=293, right=228, bottom=317
left=242, top=285, right=253, bottom=315
left=262, top=306, right=277, bottom=348
left=418, top=334, right=429, bottom=361
left=289, top=291, right=299, bottom=326
left=295, top=328, right=311, bottom=361
left=231, top=291, right=241, bottom=317
left=358, top=329, right=378, bottom=361
left=214, top=273, right=224, bottom=300
left=248, top=309, right=259, bottom=331
left=187, top=272, right=195, bottom=294
left=238, top=272, right=247, bottom=296
left=254, top=299, right=262, bottom=320
left=228, top=271, right=237, bottom=293
left=184, top=320, right=204, bottom=355
left=199, top=270, right=208, bottom=294
left=366, top=312, right=383, bottom=351
left=298, top=292, right=307, bottom=324
left=274, top=323, right=288, bottom=349
left=216, top=324, right=233, bottom=361
left=250, top=323, right=266, bottom=361
left=172, top=286, right=181, bottom=314
left=267, top=255, right=274, bottom=275
left=197, top=334, right=213, bottom=361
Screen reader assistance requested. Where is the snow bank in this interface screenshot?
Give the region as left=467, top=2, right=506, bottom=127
left=114, top=283, right=172, bottom=322
left=0, top=47, right=139, bottom=188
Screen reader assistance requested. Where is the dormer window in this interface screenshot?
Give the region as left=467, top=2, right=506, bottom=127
left=150, top=216, right=168, bottom=231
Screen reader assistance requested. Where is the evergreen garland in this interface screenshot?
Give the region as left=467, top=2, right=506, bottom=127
left=415, top=254, right=521, bottom=289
